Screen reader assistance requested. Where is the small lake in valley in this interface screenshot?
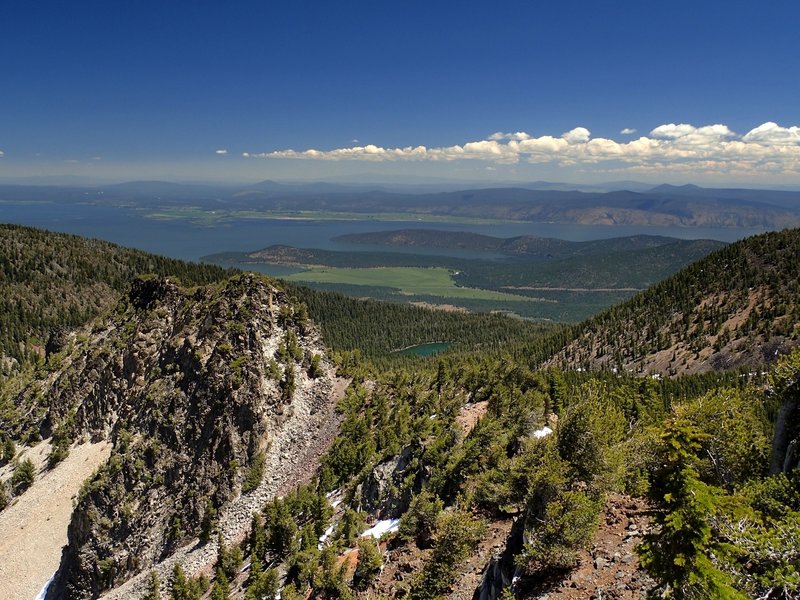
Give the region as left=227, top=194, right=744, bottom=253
left=392, top=342, right=451, bottom=356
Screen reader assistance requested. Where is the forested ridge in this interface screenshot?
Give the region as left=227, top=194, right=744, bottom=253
left=545, top=227, right=800, bottom=374
left=0, top=224, right=233, bottom=369
left=204, top=236, right=726, bottom=322
left=285, top=283, right=555, bottom=363
left=0, top=225, right=553, bottom=375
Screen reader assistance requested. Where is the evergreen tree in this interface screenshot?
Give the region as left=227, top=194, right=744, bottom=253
left=638, top=420, right=746, bottom=599
left=144, top=571, right=160, bottom=600
left=210, top=569, right=231, bottom=600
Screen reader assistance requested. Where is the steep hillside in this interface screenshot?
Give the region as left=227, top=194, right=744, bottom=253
left=2, top=273, right=342, bottom=598
left=546, top=228, right=800, bottom=374
left=1, top=230, right=798, bottom=599
left=0, top=224, right=233, bottom=371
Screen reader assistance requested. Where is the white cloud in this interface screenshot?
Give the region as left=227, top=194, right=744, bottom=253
left=244, top=121, right=800, bottom=176
left=215, top=149, right=228, bottom=155
left=620, top=128, right=636, bottom=135
left=0, top=150, right=4, bottom=157
left=489, top=131, right=531, bottom=141
left=562, top=127, right=591, bottom=144
left=742, top=122, right=800, bottom=146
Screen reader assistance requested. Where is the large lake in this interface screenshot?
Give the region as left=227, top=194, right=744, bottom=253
left=0, top=201, right=769, bottom=262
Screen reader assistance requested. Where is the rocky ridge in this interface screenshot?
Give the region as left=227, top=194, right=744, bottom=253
left=5, top=273, right=342, bottom=598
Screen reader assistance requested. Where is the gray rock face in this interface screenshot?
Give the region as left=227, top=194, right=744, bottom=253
left=11, top=274, right=337, bottom=599
left=358, top=445, right=416, bottom=518
left=771, top=395, right=800, bottom=474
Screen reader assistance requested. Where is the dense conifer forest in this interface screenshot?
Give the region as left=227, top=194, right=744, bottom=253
left=0, top=225, right=233, bottom=367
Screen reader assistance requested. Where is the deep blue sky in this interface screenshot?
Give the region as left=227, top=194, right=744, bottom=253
left=1, top=1, right=799, bottom=183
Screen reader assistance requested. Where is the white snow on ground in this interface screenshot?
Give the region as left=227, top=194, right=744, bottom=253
left=318, top=524, right=336, bottom=549
left=34, top=573, right=55, bottom=600
left=533, top=426, right=553, bottom=439
left=360, top=519, right=400, bottom=539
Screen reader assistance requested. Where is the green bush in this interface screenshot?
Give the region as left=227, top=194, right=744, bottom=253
left=144, top=571, right=160, bottom=600
left=354, top=537, right=383, bottom=589
left=676, top=387, right=771, bottom=489
left=555, top=383, right=626, bottom=489
left=397, top=489, right=443, bottom=549
left=335, top=508, right=366, bottom=546
left=1, top=438, right=15, bottom=465
left=410, top=509, right=485, bottom=599
left=638, top=420, right=745, bottom=599
left=242, top=452, right=266, bottom=494
left=10, top=458, right=35, bottom=494
left=0, top=481, right=9, bottom=511
left=200, top=498, right=217, bottom=543
left=216, top=533, right=243, bottom=579
left=518, top=489, right=599, bottom=572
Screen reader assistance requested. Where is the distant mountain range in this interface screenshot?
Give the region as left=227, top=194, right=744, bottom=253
left=1, top=180, right=799, bottom=228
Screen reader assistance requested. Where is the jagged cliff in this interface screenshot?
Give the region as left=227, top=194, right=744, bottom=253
left=7, top=273, right=341, bottom=598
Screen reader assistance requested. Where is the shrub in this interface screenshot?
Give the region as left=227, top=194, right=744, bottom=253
left=10, top=458, right=35, bottom=494
left=0, top=481, right=9, bottom=511
left=397, top=489, right=443, bottom=549
left=1, top=438, right=15, bottom=465
left=410, top=509, right=485, bottom=599
left=144, top=571, right=160, bottom=600
left=638, top=420, right=744, bottom=599
left=242, top=452, right=266, bottom=494
left=309, top=353, right=325, bottom=378
left=216, top=533, right=243, bottom=579
left=200, top=498, right=217, bottom=543
left=354, top=537, right=383, bottom=589
left=517, top=489, right=599, bottom=572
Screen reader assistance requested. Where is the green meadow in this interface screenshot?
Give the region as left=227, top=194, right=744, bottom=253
left=284, top=266, right=538, bottom=302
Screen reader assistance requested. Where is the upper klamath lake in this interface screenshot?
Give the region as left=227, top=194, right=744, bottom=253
left=0, top=201, right=769, bottom=262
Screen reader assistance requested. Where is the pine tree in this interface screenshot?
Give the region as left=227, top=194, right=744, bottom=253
left=638, top=420, right=746, bottom=599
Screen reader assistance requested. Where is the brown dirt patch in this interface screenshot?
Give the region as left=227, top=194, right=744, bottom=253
left=455, top=401, right=489, bottom=437
left=528, top=493, right=656, bottom=600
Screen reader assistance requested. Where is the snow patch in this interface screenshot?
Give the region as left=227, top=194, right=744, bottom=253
left=360, top=519, right=400, bottom=539
left=318, top=524, right=336, bottom=549
left=35, top=573, right=55, bottom=600
left=533, top=426, right=553, bottom=439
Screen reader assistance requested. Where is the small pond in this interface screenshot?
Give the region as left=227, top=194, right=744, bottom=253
left=393, top=342, right=451, bottom=356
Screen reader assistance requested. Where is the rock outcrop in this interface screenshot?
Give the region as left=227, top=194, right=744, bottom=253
left=8, top=273, right=339, bottom=599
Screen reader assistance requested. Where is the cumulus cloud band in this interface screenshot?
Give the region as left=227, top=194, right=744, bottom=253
left=243, top=122, right=800, bottom=175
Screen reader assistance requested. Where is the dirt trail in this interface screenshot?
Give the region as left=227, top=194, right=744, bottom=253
left=0, top=440, right=111, bottom=600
